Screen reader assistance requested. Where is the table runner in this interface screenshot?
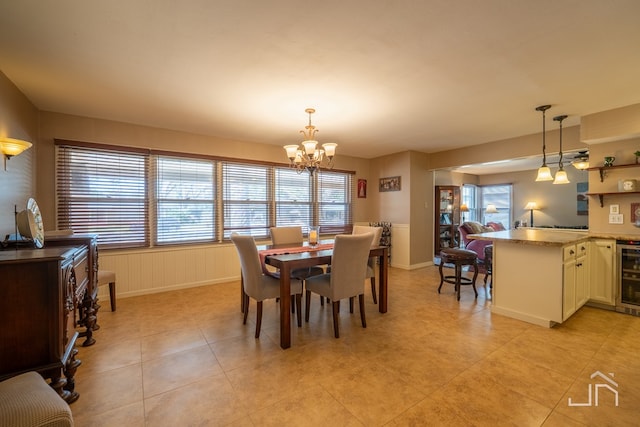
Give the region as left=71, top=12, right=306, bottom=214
left=259, top=243, right=334, bottom=274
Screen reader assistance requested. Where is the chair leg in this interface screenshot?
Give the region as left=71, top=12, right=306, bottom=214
left=108, top=282, right=116, bottom=311
left=349, top=297, right=354, bottom=313
left=243, top=294, right=249, bottom=325
left=295, top=294, right=302, bottom=327
left=438, top=262, right=445, bottom=293
left=370, top=277, right=377, bottom=304
left=305, top=290, right=311, bottom=322
left=471, top=262, right=479, bottom=298
left=255, top=301, right=263, bottom=338
left=332, top=301, right=340, bottom=338
left=320, top=296, right=324, bottom=306
left=359, top=294, right=367, bottom=328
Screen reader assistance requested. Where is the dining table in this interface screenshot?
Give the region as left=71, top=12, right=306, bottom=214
left=245, top=241, right=389, bottom=349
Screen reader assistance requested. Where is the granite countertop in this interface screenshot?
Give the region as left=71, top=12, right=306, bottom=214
left=469, top=228, right=640, bottom=246
left=468, top=228, right=590, bottom=247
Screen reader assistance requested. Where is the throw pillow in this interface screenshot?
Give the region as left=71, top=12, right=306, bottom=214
left=462, top=221, right=484, bottom=234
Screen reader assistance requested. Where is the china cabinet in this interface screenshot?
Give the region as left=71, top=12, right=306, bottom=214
left=434, top=186, right=460, bottom=255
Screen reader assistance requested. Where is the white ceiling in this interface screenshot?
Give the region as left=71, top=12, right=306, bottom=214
left=1, top=1, right=640, bottom=170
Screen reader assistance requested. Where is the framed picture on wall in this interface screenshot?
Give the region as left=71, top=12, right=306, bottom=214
left=379, top=176, right=401, bottom=192
left=357, top=179, right=367, bottom=198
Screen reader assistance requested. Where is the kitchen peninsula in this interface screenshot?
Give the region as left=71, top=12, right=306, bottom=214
left=470, top=228, right=591, bottom=327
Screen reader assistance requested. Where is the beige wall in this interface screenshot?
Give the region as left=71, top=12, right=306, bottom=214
left=428, top=125, right=585, bottom=171
left=478, top=168, right=589, bottom=228
left=0, top=71, right=39, bottom=237
left=409, top=151, right=432, bottom=266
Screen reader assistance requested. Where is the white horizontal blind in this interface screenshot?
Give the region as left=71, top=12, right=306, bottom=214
left=155, top=156, right=215, bottom=244
left=222, top=162, right=270, bottom=239
left=275, top=167, right=312, bottom=229
left=317, top=171, right=353, bottom=234
left=56, top=144, right=149, bottom=248
left=56, top=141, right=354, bottom=246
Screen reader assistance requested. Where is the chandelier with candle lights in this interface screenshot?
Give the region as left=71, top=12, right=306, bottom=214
left=283, top=108, right=337, bottom=175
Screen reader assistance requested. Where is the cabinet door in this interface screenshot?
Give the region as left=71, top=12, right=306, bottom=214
left=563, top=257, right=577, bottom=321
left=576, top=253, right=588, bottom=307
left=589, top=240, right=615, bottom=305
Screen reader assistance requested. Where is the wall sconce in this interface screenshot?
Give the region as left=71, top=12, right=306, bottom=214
left=524, top=201, right=538, bottom=227
left=1, top=137, right=32, bottom=171
left=460, top=203, right=469, bottom=222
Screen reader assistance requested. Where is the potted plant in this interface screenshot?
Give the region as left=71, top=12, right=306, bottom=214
left=635, top=150, right=640, bottom=164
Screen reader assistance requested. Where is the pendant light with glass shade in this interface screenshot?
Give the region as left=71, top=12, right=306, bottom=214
left=535, top=105, right=554, bottom=181
left=552, top=114, right=570, bottom=184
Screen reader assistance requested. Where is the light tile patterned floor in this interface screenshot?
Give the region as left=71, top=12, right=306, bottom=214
left=70, top=265, right=640, bottom=426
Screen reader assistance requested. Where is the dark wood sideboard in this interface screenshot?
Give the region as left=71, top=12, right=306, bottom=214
left=0, top=236, right=97, bottom=404
left=46, top=234, right=99, bottom=347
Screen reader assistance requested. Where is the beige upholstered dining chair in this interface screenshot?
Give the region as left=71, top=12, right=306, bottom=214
left=270, top=226, right=325, bottom=307
left=352, top=225, right=383, bottom=304
left=304, top=232, right=374, bottom=338
left=269, top=226, right=325, bottom=280
left=231, top=233, right=303, bottom=338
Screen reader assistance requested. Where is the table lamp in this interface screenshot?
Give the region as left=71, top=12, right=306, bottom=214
left=524, top=201, right=538, bottom=227
left=460, top=203, right=469, bottom=222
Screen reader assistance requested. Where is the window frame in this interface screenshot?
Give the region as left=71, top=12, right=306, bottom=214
left=54, top=139, right=354, bottom=248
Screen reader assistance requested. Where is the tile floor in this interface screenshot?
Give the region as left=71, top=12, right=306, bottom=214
left=70, top=265, right=640, bottom=426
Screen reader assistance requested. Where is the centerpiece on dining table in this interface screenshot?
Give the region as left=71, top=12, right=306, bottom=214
left=308, top=226, right=319, bottom=247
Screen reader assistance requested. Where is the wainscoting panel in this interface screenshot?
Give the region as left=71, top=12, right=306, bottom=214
left=98, top=243, right=241, bottom=299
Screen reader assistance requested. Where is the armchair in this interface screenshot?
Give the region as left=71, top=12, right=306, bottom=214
left=458, top=221, right=500, bottom=264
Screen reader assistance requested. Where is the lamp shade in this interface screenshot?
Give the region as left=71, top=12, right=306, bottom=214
left=553, top=169, right=570, bottom=184
left=524, top=201, right=538, bottom=210
left=485, top=204, right=498, bottom=213
left=460, top=204, right=469, bottom=212
left=535, top=166, right=553, bottom=181
left=1, top=137, right=32, bottom=157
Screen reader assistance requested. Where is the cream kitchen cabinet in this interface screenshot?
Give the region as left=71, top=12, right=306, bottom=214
left=563, top=242, right=589, bottom=321
left=588, top=239, right=616, bottom=306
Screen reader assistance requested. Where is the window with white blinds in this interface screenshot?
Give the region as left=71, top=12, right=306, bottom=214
left=222, top=162, right=270, bottom=239
left=317, top=171, right=353, bottom=234
left=275, top=168, right=312, bottom=228
left=56, top=144, right=150, bottom=248
left=156, top=156, right=215, bottom=244
left=55, top=140, right=354, bottom=248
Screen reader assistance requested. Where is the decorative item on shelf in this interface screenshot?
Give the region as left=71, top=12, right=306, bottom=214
left=283, top=108, right=337, bottom=175
left=535, top=105, right=554, bottom=182
left=552, top=115, right=570, bottom=185
left=634, top=151, right=640, bottom=164
left=603, top=156, right=615, bottom=167
left=1, top=137, right=32, bottom=171
left=571, top=150, right=589, bottom=170
left=460, top=203, right=469, bottom=222
left=524, top=201, right=538, bottom=227
left=618, top=179, right=637, bottom=192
